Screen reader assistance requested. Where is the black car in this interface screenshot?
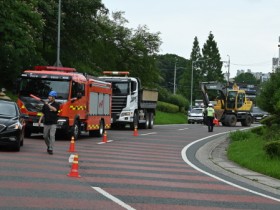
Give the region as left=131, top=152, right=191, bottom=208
left=251, top=106, right=269, bottom=123
left=0, top=99, right=27, bottom=151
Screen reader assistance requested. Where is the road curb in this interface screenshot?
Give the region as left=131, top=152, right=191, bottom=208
left=196, top=134, right=280, bottom=195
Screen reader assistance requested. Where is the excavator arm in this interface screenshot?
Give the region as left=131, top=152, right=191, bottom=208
left=200, top=81, right=227, bottom=107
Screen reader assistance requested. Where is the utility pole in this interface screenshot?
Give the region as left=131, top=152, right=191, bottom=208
left=227, top=55, right=230, bottom=84
left=173, top=59, right=177, bottom=94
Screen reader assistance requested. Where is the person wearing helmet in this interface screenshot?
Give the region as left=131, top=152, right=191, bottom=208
left=38, top=90, right=60, bottom=154
left=206, top=103, right=215, bottom=132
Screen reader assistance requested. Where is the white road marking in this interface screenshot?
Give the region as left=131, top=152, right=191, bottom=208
left=141, top=132, right=157, bottom=136
left=92, top=187, right=136, bottom=210
left=181, top=128, right=280, bottom=202
left=178, top=128, right=189, bottom=131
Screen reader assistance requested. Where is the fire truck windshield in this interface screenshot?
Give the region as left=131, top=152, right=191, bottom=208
left=19, top=78, right=70, bottom=99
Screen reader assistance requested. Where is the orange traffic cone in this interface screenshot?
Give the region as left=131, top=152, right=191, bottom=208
left=102, top=131, right=108, bottom=143
left=68, top=136, right=76, bottom=152
left=67, top=154, right=81, bottom=178
left=133, top=126, right=139, bottom=136
left=213, top=118, right=219, bottom=126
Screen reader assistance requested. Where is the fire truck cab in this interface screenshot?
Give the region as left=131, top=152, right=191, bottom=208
left=16, top=66, right=112, bottom=140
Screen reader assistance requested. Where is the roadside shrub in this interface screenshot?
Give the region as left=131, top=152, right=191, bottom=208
left=229, top=130, right=253, bottom=142
left=169, top=94, right=189, bottom=112
left=263, top=141, right=280, bottom=158
left=158, top=87, right=171, bottom=102
left=261, top=114, right=280, bottom=127
left=261, top=124, right=280, bottom=141
left=157, top=101, right=179, bottom=113
left=250, top=126, right=265, bottom=136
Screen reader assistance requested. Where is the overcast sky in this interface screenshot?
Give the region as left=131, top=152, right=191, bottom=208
left=102, top=0, right=280, bottom=77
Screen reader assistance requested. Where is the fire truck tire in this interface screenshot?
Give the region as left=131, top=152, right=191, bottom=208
left=89, top=120, right=104, bottom=137
left=148, top=112, right=154, bottom=129
left=72, top=120, right=81, bottom=140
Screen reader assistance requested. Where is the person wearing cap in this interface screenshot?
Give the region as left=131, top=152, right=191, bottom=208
left=206, top=103, right=215, bottom=132
left=38, top=91, right=60, bottom=155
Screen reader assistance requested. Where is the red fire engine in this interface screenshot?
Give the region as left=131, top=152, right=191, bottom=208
left=16, top=66, right=112, bottom=140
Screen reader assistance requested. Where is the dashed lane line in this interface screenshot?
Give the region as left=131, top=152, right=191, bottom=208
left=92, top=187, right=136, bottom=210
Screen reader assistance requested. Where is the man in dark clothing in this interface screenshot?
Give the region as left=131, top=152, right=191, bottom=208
left=38, top=91, right=60, bottom=154
left=206, top=103, right=215, bottom=132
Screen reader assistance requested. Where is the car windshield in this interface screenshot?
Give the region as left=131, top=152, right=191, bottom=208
left=253, top=107, right=264, bottom=113
left=191, top=109, right=203, bottom=114
left=0, top=102, right=17, bottom=117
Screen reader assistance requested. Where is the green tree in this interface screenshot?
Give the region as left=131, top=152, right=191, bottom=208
left=234, top=72, right=258, bottom=85
left=0, top=0, right=44, bottom=88
left=257, top=72, right=280, bottom=115
left=186, top=36, right=203, bottom=103
left=201, top=31, right=224, bottom=82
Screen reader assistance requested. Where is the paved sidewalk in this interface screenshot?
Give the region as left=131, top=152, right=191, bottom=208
left=196, top=134, right=280, bottom=196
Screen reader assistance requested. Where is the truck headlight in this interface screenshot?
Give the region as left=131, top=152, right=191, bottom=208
left=121, top=112, right=133, bottom=117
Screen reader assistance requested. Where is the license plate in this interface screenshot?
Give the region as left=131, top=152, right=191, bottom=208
left=33, top=123, right=44, bottom=127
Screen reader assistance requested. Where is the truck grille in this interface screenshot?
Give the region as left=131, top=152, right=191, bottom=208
left=112, top=96, right=127, bottom=114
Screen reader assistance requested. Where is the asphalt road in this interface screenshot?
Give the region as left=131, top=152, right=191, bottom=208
left=0, top=124, right=280, bottom=210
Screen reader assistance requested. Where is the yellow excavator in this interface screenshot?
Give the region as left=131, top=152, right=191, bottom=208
left=200, top=81, right=253, bottom=126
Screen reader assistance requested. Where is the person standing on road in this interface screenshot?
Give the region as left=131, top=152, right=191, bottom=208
left=206, top=103, right=215, bottom=132
left=38, top=91, right=60, bottom=155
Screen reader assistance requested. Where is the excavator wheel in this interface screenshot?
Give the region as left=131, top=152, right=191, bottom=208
left=225, top=115, right=237, bottom=126
left=241, top=115, right=252, bottom=127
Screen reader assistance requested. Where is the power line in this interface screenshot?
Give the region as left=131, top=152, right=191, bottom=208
left=231, top=60, right=271, bottom=67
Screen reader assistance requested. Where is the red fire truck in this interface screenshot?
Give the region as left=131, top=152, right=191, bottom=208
left=16, top=66, right=112, bottom=140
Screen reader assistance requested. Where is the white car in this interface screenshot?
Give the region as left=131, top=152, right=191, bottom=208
left=188, top=108, right=205, bottom=124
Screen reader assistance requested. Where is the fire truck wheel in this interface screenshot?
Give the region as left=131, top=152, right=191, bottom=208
left=148, top=112, right=154, bottom=129
left=72, top=120, right=81, bottom=140
left=89, top=120, right=104, bottom=137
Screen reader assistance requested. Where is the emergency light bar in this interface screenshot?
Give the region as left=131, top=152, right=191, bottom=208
left=34, top=66, right=76, bottom=72
left=103, top=71, right=129, bottom=76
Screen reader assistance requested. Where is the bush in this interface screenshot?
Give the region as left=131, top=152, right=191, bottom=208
left=157, top=101, right=179, bottom=113
left=169, top=94, right=188, bottom=112
left=264, top=141, right=280, bottom=158
left=261, top=114, right=280, bottom=127
left=250, top=126, right=265, bottom=136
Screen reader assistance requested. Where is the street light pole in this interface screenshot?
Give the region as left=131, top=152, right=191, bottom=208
left=173, top=60, right=177, bottom=94
left=55, top=0, right=62, bottom=67
left=227, top=55, right=230, bottom=83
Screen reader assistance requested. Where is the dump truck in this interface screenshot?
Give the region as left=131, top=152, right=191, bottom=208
left=99, top=71, right=158, bottom=129
left=200, top=81, right=253, bottom=126
left=16, top=66, right=112, bottom=139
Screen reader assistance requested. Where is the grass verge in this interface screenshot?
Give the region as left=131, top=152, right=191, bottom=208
left=227, top=129, right=280, bottom=179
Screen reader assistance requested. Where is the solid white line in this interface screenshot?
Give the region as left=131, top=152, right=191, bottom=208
left=141, top=132, right=157, bottom=136
left=181, top=128, right=280, bottom=203
left=92, top=187, right=136, bottom=210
